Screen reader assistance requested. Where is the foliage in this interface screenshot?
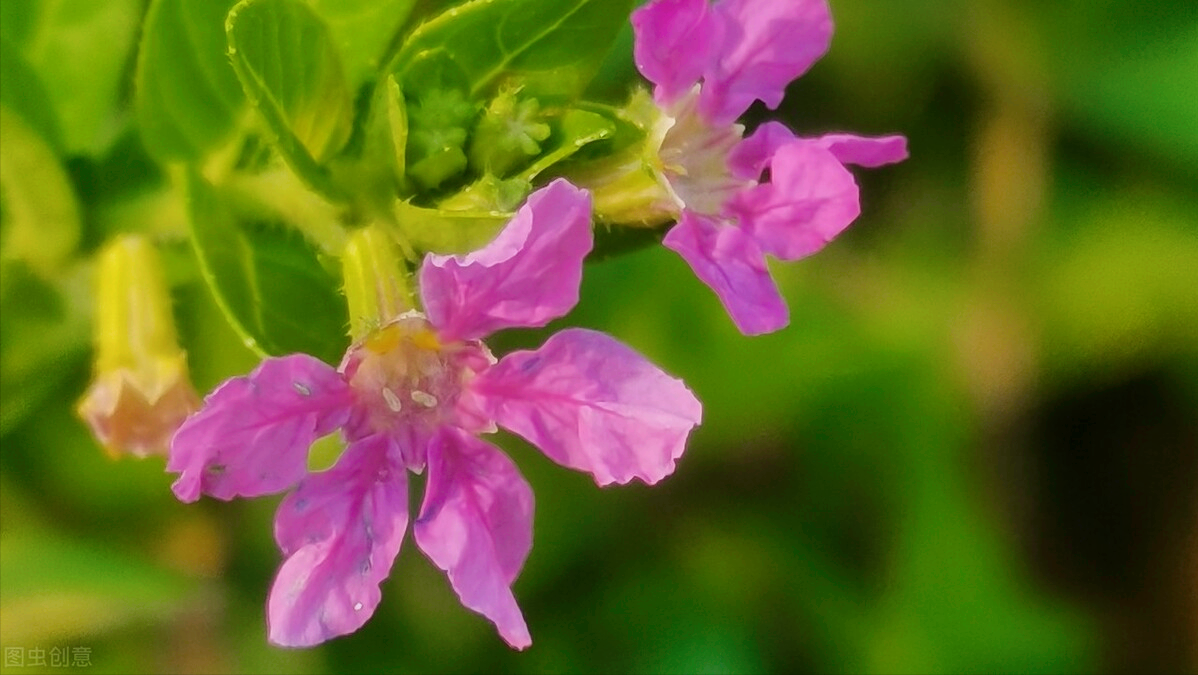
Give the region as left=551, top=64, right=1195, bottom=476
left=1, top=0, right=1196, bottom=673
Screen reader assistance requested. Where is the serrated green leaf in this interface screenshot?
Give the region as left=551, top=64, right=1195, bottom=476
left=0, top=107, right=80, bottom=276
left=226, top=0, right=356, bottom=198
left=393, top=0, right=636, bottom=102
left=0, top=0, right=142, bottom=156
left=135, top=0, right=246, bottom=163
left=184, top=169, right=349, bottom=364
left=312, top=0, right=418, bottom=86
left=0, top=37, right=62, bottom=153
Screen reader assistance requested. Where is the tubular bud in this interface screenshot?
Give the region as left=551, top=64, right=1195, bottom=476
left=77, top=235, right=199, bottom=458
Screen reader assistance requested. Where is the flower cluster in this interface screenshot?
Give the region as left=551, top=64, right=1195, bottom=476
left=69, top=0, right=907, bottom=652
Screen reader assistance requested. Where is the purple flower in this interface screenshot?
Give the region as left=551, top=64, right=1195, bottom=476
left=166, top=180, right=702, bottom=649
left=630, top=0, right=908, bottom=335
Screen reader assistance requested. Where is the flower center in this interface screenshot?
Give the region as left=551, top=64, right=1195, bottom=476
left=657, top=88, right=751, bottom=217
left=340, top=313, right=493, bottom=438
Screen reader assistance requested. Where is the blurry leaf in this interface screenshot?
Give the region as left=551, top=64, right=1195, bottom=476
left=1035, top=190, right=1198, bottom=389
left=226, top=0, right=355, bottom=197
left=392, top=0, right=636, bottom=102
left=851, top=368, right=1097, bottom=675
left=0, top=107, right=80, bottom=276
left=0, top=37, right=62, bottom=152
left=184, top=169, right=349, bottom=364
left=135, top=0, right=246, bottom=164
left=0, top=262, right=88, bottom=436
left=393, top=199, right=507, bottom=255
left=1042, top=4, right=1198, bottom=171
left=312, top=0, right=418, bottom=86
left=0, top=532, right=196, bottom=643
left=0, top=0, right=142, bottom=156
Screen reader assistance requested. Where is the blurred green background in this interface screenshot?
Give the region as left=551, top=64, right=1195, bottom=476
left=2, top=0, right=1196, bottom=673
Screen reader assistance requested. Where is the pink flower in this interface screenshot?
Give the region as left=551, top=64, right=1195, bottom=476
left=632, top=0, right=908, bottom=334
left=167, top=180, right=702, bottom=649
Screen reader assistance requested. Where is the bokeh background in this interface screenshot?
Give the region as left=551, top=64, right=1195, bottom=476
left=2, top=0, right=1196, bottom=673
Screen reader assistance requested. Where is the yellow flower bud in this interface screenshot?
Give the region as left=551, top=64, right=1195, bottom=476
left=77, top=235, right=199, bottom=458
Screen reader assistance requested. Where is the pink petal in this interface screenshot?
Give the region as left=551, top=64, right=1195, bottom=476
left=167, top=355, right=353, bottom=503
left=727, top=121, right=797, bottom=180
left=726, top=141, right=860, bottom=261
left=267, top=434, right=408, bottom=647
left=414, top=427, right=533, bottom=650
left=812, top=133, right=909, bottom=168
left=733, top=127, right=910, bottom=180
left=419, top=180, right=593, bottom=342
left=699, top=0, right=833, bottom=125
left=663, top=212, right=788, bottom=335
left=631, top=0, right=723, bottom=107
left=468, top=328, right=703, bottom=483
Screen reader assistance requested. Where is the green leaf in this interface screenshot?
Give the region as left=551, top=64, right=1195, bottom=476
left=0, top=37, right=62, bottom=153
left=226, top=0, right=356, bottom=198
left=360, top=74, right=409, bottom=198
left=393, top=200, right=507, bottom=255
left=184, top=169, right=349, bottom=364
left=311, top=0, right=418, bottom=87
left=0, top=262, right=89, bottom=436
left=135, top=0, right=246, bottom=163
left=0, top=532, right=196, bottom=643
left=0, top=107, right=80, bottom=276
left=392, top=0, right=637, bottom=102
left=0, top=0, right=142, bottom=156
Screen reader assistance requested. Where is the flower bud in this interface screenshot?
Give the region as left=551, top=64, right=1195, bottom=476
left=77, top=235, right=199, bottom=458
left=406, top=87, right=477, bottom=190
left=468, top=90, right=551, bottom=178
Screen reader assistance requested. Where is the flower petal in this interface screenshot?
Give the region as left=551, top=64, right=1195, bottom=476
left=727, top=121, right=797, bottom=180
left=468, top=328, right=703, bottom=483
left=267, top=434, right=408, bottom=647
left=414, top=428, right=533, bottom=650
left=812, top=133, right=909, bottom=168
left=167, top=354, right=353, bottom=503
left=631, top=0, right=723, bottom=107
left=663, top=212, right=788, bottom=335
left=699, top=0, right=833, bottom=125
left=419, top=180, right=593, bottom=342
left=727, top=141, right=860, bottom=261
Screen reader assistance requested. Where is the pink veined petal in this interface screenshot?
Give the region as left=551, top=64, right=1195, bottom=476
left=663, top=212, right=789, bottom=335
left=727, top=121, right=797, bottom=180
left=727, top=141, right=860, bottom=262
left=167, top=354, right=353, bottom=503
left=631, top=0, right=723, bottom=107
left=419, top=180, right=593, bottom=342
left=267, top=434, right=408, bottom=647
left=468, top=328, right=703, bottom=483
left=414, top=427, right=533, bottom=650
left=699, top=0, right=833, bottom=125
left=812, top=133, right=909, bottom=168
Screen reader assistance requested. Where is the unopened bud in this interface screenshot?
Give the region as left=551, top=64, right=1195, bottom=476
left=77, top=235, right=199, bottom=458
left=468, top=90, right=551, bottom=178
